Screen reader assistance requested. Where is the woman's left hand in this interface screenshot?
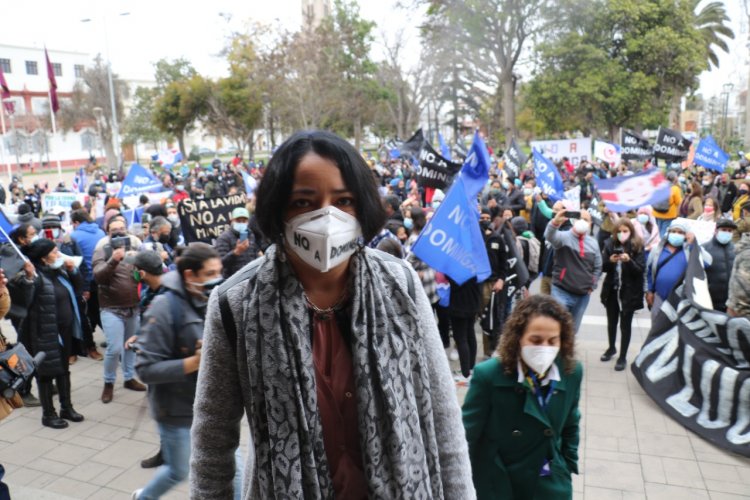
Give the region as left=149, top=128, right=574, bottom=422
left=620, top=253, right=630, bottom=262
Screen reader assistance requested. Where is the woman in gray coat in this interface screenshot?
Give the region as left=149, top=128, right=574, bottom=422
left=190, top=130, right=474, bottom=499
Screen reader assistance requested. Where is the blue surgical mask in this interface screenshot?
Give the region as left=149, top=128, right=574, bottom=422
left=716, top=231, right=733, bottom=245
left=404, top=218, right=413, bottom=230
left=637, top=214, right=649, bottom=225
left=232, top=222, right=247, bottom=233
left=30, top=234, right=40, bottom=243
left=432, top=201, right=441, bottom=209
left=667, top=233, right=685, bottom=247
left=502, top=182, right=510, bottom=190
left=51, top=228, right=60, bottom=239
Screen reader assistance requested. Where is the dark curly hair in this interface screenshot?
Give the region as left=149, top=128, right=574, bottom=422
left=497, top=295, right=576, bottom=375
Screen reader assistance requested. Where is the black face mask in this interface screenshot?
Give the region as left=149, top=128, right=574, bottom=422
left=158, top=234, right=170, bottom=245
left=111, top=232, right=127, bottom=239
left=480, top=220, right=491, bottom=232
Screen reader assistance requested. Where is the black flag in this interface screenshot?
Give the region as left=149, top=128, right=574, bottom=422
left=417, top=141, right=462, bottom=190
left=503, top=138, right=528, bottom=177
left=632, top=249, right=750, bottom=458
left=399, top=128, right=424, bottom=157
left=621, top=129, right=652, bottom=161
left=653, top=127, right=692, bottom=162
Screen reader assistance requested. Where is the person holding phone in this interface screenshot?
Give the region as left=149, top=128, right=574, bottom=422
left=214, top=207, right=258, bottom=279
left=599, top=219, right=646, bottom=371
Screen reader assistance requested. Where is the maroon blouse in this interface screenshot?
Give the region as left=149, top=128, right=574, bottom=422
left=311, top=311, right=368, bottom=499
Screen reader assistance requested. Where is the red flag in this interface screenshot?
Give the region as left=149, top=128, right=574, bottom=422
left=0, top=63, right=11, bottom=114
left=45, top=48, right=59, bottom=113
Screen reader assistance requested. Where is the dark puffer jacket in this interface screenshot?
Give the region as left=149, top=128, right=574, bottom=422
left=214, top=227, right=259, bottom=279
left=703, top=237, right=735, bottom=310
left=600, top=237, right=646, bottom=312
left=21, top=268, right=83, bottom=377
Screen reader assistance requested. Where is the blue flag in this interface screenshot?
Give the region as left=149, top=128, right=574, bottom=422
left=438, top=133, right=451, bottom=159
left=242, top=170, right=257, bottom=194
left=593, top=169, right=671, bottom=212
left=0, top=208, right=14, bottom=243
left=532, top=150, right=564, bottom=201
left=72, top=167, right=87, bottom=193
left=411, top=131, right=491, bottom=285
left=693, top=135, right=729, bottom=172
left=117, top=163, right=163, bottom=198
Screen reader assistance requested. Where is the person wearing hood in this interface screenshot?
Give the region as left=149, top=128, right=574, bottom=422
left=702, top=219, right=737, bottom=313
left=20, top=239, right=85, bottom=428
left=71, top=209, right=108, bottom=335
left=646, top=220, right=692, bottom=321
left=214, top=207, right=259, bottom=279
left=133, top=243, right=223, bottom=500
left=632, top=206, right=661, bottom=259
left=14, top=203, right=42, bottom=232
left=545, top=208, right=602, bottom=334
left=165, top=203, right=186, bottom=248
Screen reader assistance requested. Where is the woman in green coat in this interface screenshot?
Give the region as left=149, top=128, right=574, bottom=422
left=463, top=295, right=582, bottom=499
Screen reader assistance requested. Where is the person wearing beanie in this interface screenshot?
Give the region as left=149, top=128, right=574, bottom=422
left=19, top=239, right=85, bottom=429
left=15, top=203, right=42, bottom=232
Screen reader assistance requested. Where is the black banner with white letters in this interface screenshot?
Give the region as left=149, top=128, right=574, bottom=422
left=400, top=128, right=425, bottom=157
left=621, top=129, right=652, bottom=161
left=653, top=127, right=692, bottom=162
left=632, top=249, right=750, bottom=458
left=417, top=141, right=462, bottom=190
left=177, top=194, right=246, bottom=244
left=503, top=138, right=528, bottom=177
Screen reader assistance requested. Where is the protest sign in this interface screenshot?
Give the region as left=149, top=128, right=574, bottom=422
left=621, top=130, right=652, bottom=160
left=116, top=163, right=163, bottom=198
left=412, top=131, right=491, bottom=285
left=563, top=186, right=581, bottom=210
left=503, top=138, right=528, bottom=177
left=632, top=249, right=750, bottom=458
left=588, top=195, right=604, bottom=226
left=177, top=194, right=246, bottom=244
left=41, top=192, right=87, bottom=224
left=594, top=140, right=621, bottom=166
left=654, top=127, right=692, bottom=163
left=672, top=217, right=716, bottom=245
left=532, top=150, right=564, bottom=201
left=417, top=141, right=462, bottom=190
left=529, top=138, right=591, bottom=166
left=694, top=135, right=729, bottom=172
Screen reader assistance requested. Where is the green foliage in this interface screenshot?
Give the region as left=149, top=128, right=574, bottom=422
left=153, top=58, right=197, bottom=88
left=122, top=86, right=165, bottom=148
left=152, top=75, right=210, bottom=157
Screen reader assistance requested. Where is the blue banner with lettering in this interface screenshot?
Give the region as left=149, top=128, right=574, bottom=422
left=693, top=135, right=729, bottom=173
left=411, top=131, right=491, bottom=285
left=117, top=163, right=163, bottom=198
left=532, top=150, right=564, bottom=201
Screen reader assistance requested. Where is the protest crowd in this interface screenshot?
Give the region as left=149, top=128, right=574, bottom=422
left=0, top=126, right=748, bottom=499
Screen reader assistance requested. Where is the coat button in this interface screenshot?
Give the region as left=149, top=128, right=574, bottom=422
left=511, top=430, right=522, bottom=437
left=345, top=392, right=353, bottom=399
left=544, top=428, right=554, bottom=437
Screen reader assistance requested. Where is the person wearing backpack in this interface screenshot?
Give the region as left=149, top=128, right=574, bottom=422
left=132, top=243, right=223, bottom=500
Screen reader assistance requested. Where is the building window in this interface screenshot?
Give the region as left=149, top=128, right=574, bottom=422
left=0, top=59, right=10, bottom=73
left=74, top=64, right=84, bottom=78
left=25, top=60, right=38, bottom=75
left=52, top=63, right=62, bottom=77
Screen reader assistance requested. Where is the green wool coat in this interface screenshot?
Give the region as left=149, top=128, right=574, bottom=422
left=462, top=357, right=582, bottom=500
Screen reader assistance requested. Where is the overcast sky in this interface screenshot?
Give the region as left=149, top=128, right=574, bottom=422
left=0, top=0, right=746, bottom=105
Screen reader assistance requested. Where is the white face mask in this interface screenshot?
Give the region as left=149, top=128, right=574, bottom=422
left=573, top=219, right=590, bottom=235
left=284, top=206, right=362, bottom=273
left=521, top=345, right=560, bottom=375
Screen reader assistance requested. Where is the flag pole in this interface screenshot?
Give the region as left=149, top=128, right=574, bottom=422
left=47, top=89, right=62, bottom=182
left=0, top=108, right=10, bottom=183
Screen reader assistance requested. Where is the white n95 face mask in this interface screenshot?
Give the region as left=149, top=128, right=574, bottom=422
left=284, top=206, right=362, bottom=273
left=521, top=345, right=560, bottom=375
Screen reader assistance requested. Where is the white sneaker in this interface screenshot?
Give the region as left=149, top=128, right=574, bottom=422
left=453, top=372, right=471, bottom=386
left=132, top=489, right=143, bottom=500
left=449, top=349, right=459, bottom=361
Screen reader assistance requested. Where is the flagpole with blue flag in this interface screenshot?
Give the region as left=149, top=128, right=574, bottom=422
left=532, top=149, right=565, bottom=201
left=0, top=208, right=30, bottom=262
left=438, top=133, right=451, bottom=159
left=411, top=131, right=491, bottom=285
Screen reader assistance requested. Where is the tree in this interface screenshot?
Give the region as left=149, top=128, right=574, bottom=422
left=204, top=74, right=263, bottom=159
left=122, top=86, right=165, bottom=153
left=421, top=0, right=550, bottom=144
left=154, top=58, right=197, bottom=88
left=152, top=75, right=210, bottom=158
left=58, top=55, right=128, bottom=170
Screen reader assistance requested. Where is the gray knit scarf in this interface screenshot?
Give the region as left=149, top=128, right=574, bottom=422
left=241, top=245, right=443, bottom=499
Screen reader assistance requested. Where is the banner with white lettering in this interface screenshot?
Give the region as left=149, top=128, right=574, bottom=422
left=503, top=138, right=528, bottom=178
left=653, top=127, right=692, bottom=163
left=532, top=150, right=565, bottom=201
left=632, top=249, right=750, bottom=458
left=529, top=137, right=591, bottom=166
left=621, top=130, right=652, bottom=161
left=177, top=194, right=246, bottom=244
left=694, top=135, right=729, bottom=173
left=116, top=163, right=163, bottom=198
left=418, top=141, right=462, bottom=190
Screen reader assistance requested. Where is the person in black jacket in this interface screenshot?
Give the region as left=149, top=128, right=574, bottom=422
left=703, top=219, right=737, bottom=312
left=22, top=239, right=85, bottom=428
left=480, top=208, right=507, bottom=356
left=599, top=219, right=646, bottom=371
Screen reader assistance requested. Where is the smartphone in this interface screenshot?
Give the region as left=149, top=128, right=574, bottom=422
left=111, top=236, right=131, bottom=251
left=612, top=246, right=624, bottom=255
left=239, top=231, right=248, bottom=242
left=564, top=210, right=581, bottom=219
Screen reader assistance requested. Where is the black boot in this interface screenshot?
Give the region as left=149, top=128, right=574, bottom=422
left=57, top=374, right=84, bottom=422
left=141, top=449, right=164, bottom=469
left=38, top=380, right=68, bottom=429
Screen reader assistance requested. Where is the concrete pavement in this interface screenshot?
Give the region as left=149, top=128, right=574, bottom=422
left=1, top=297, right=749, bottom=499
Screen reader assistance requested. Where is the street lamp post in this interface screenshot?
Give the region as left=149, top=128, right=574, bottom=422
left=722, top=83, right=734, bottom=150
left=81, top=12, right=129, bottom=170
left=92, top=106, right=104, bottom=162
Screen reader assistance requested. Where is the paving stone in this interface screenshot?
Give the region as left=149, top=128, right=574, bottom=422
left=636, top=432, right=696, bottom=460
left=699, top=462, right=743, bottom=482
left=709, top=493, right=750, bottom=500
left=45, top=476, right=100, bottom=499
left=640, top=455, right=666, bottom=484
left=90, top=438, right=156, bottom=469
left=1, top=435, right=61, bottom=466
left=704, top=479, right=750, bottom=496
left=644, top=482, right=710, bottom=499
left=26, top=457, right=75, bottom=476
left=661, top=457, right=705, bottom=489
left=584, top=458, right=645, bottom=493
left=582, top=485, right=624, bottom=499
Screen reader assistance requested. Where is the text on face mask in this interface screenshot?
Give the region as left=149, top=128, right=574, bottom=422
left=292, top=231, right=358, bottom=262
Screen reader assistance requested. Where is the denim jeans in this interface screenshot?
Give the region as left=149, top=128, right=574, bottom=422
left=656, top=218, right=673, bottom=238
left=551, top=285, right=591, bottom=334
left=139, top=423, right=191, bottom=500
left=100, top=309, right=139, bottom=384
